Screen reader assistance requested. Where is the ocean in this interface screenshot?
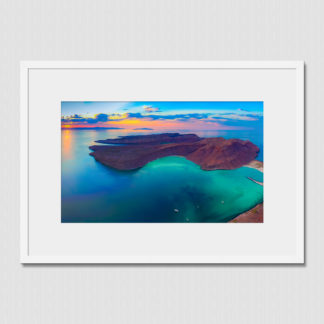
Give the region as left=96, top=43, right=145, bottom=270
left=61, top=129, right=263, bottom=222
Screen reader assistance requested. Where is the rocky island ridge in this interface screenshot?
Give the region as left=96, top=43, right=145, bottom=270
left=89, top=133, right=263, bottom=222
left=89, top=132, right=260, bottom=171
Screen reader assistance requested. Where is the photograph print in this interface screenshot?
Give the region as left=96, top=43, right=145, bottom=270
left=61, top=101, right=263, bottom=223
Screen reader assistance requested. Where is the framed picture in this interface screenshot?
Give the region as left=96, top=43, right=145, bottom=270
left=20, top=61, right=304, bottom=263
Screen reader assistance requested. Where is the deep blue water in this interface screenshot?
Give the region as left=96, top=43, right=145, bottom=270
left=61, top=129, right=263, bottom=222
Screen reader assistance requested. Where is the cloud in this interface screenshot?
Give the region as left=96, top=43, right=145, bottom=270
left=94, top=113, right=109, bottom=122
left=108, top=113, right=128, bottom=120
left=61, top=114, right=88, bottom=123
left=143, top=105, right=160, bottom=112
left=62, top=111, right=262, bottom=128
left=142, top=113, right=210, bottom=121
left=107, top=113, right=143, bottom=120
left=133, top=128, right=153, bottom=130
left=211, top=113, right=259, bottom=121
left=62, top=113, right=109, bottom=124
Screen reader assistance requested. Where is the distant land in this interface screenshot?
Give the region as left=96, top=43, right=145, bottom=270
left=89, top=133, right=260, bottom=171
left=95, top=133, right=200, bottom=145
left=133, top=127, right=154, bottom=130
left=62, top=127, right=124, bottom=130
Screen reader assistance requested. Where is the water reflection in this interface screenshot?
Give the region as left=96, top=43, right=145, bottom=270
left=62, top=129, right=73, bottom=160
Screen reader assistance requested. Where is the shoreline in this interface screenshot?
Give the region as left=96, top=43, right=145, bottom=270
left=229, top=203, right=264, bottom=223
left=243, top=159, right=263, bottom=172
left=230, top=160, right=264, bottom=222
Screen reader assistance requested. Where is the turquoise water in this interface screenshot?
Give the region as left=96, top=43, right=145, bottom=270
left=61, top=129, right=263, bottom=222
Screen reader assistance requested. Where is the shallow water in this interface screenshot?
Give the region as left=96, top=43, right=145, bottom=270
left=61, top=129, right=263, bottom=222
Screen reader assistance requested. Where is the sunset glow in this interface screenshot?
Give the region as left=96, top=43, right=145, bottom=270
left=61, top=101, right=263, bottom=132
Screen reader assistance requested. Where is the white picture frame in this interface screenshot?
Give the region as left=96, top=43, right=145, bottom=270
left=20, top=61, right=304, bottom=264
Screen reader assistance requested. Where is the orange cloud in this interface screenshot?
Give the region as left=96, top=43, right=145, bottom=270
left=143, top=105, right=160, bottom=112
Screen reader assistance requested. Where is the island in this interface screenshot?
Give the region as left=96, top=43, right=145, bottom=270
left=89, top=133, right=263, bottom=223
left=89, top=133, right=260, bottom=171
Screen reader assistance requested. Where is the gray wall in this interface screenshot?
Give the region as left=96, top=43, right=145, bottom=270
left=0, top=0, right=322, bottom=323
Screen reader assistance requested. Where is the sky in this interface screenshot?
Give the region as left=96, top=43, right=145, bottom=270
left=61, top=101, right=263, bottom=132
